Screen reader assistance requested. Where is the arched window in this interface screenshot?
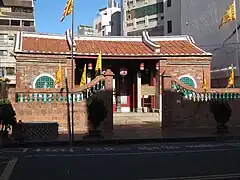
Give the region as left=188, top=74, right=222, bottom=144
left=179, top=75, right=197, bottom=88
left=33, top=74, right=55, bottom=88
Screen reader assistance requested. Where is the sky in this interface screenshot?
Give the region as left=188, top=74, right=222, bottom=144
left=35, top=0, right=107, bottom=34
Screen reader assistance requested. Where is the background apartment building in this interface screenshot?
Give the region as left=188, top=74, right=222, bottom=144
left=122, top=0, right=240, bottom=87
left=0, top=0, right=35, bottom=85
left=93, top=0, right=121, bottom=36
left=121, top=0, right=165, bottom=36
left=77, top=24, right=94, bottom=36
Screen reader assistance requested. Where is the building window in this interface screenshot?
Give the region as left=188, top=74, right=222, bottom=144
left=11, top=20, right=20, bottom=26
left=179, top=76, right=197, bottom=88
left=134, top=2, right=163, bottom=19
left=167, top=20, right=172, bottom=33
left=167, top=0, right=171, bottom=7
left=22, top=20, right=34, bottom=26
left=126, top=23, right=133, bottom=27
left=0, top=50, right=8, bottom=57
left=34, top=75, right=55, bottom=88
left=157, top=2, right=164, bottom=13
left=0, top=19, right=9, bottom=25
left=5, top=67, right=15, bottom=75
left=8, top=35, right=14, bottom=40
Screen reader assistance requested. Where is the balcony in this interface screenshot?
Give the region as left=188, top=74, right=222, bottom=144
left=3, top=11, right=34, bottom=19
left=0, top=41, right=14, bottom=47
left=0, top=25, right=35, bottom=32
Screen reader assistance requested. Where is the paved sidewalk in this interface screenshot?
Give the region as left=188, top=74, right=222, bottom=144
left=4, top=123, right=240, bottom=148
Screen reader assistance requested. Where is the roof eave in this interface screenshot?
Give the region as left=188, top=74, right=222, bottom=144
left=14, top=51, right=212, bottom=59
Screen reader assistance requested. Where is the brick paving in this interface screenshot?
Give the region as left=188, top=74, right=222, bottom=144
left=57, top=123, right=240, bottom=142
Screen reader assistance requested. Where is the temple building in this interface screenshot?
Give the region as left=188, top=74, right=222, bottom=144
left=12, top=30, right=212, bottom=112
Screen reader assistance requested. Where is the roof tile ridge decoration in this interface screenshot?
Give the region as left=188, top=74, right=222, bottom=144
left=66, top=29, right=77, bottom=52
left=14, top=31, right=23, bottom=52
left=186, top=35, right=212, bottom=56
left=142, top=30, right=160, bottom=53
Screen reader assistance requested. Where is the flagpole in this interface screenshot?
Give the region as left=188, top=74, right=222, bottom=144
left=235, top=0, right=239, bottom=87
left=71, top=0, right=75, bottom=142
left=64, top=68, right=72, bottom=145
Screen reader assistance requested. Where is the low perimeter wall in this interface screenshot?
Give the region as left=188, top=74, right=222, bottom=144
left=8, top=70, right=114, bottom=134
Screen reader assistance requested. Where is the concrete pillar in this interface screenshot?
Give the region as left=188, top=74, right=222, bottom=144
left=103, top=69, right=114, bottom=130
left=136, top=71, right=142, bottom=112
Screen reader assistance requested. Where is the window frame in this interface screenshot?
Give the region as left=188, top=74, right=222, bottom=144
left=33, top=74, right=55, bottom=89
left=167, top=0, right=171, bottom=7
left=167, top=20, right=172, bottom=33
left=179, top=75, right=197, bottom=88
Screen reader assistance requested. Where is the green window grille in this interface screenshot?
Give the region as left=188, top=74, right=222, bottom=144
left=35, top=75, right=54, bottom=88
left=180, top=77, right=195, bottom=88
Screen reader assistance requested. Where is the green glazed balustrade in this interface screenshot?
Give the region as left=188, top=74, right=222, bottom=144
left=16, top=80, right=105, bottom=103
left=171, top=81, right=240, bottom=102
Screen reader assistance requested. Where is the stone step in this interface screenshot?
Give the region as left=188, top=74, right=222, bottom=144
left=113, top=112, right=159, bottom=117
left=113, top=113, right=160, bottom=125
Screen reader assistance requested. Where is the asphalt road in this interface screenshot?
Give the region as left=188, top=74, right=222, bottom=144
left=1, top=141, right=240, bottom=180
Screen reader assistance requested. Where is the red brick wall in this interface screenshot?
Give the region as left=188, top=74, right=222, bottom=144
left=160, top=57, right=211, bottom=89
left=16, top=56, right=73, bottom=88
left=162, top=91, right=240, bottom=128
left=11, top=99, right=88, bottom=133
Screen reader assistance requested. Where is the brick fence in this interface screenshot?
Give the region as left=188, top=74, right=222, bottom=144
left=161, top=75, right=240, bottom=128
left=9, top=69, right=114, bottom=134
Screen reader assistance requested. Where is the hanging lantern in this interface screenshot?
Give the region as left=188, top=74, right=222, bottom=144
left=120, top=68, right=127, bottom=77
left=88, top=63, right=92, bottom=70
left=140, top=63, right=144, bottom=70
left=156, top=62, right=159, bottom=70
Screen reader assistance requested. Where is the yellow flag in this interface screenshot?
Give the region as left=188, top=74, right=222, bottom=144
left=80, top=64, right=87, bottom=87
left=219, top=0, right=236, bottom=29
left=202, top=70, right=207, bottom=90
left=227, top=64, right=235, bottom=88
left=95, top=51, right=102, bottom=75
left=60, top=0, right=73, bottom=22
left=55, top=63, right=61, bottom=86
left=0, top=9, right=5, bottom=16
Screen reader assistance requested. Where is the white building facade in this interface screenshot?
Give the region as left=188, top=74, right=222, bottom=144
left=93, top=0, right=121, bottom=36
left=0, top=0, right=36, bottom=85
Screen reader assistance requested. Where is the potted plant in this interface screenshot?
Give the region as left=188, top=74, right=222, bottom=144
left=86, top=95, right=107, bottom=138
left=210, top=100, right=232, bottom=133
left=0, top=78, right=17, bottom=146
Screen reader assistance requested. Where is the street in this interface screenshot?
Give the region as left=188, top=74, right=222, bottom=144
left=1, top=141, right=240, bottom=180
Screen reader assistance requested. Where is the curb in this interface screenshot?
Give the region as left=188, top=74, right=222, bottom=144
left=1, top=135, right=240, bottom=149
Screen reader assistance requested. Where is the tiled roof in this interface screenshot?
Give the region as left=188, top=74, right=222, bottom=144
left=22, top=37, right=69, bottom=54
left=75, top=40, right=154, bottom=56
left=15, top=32, right=212, bottom=57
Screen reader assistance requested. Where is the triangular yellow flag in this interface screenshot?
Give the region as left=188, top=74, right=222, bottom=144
left=227, top=64, right=234, bottom=88
left=202, top=70, right=207, bottom=91
left=80, top=64, right=87, bottom=87
left=55, top=63, right=61, bottom=87
left=95, top=51, right=102, bottom=75
left=219, top=0, right=236, bottom=29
